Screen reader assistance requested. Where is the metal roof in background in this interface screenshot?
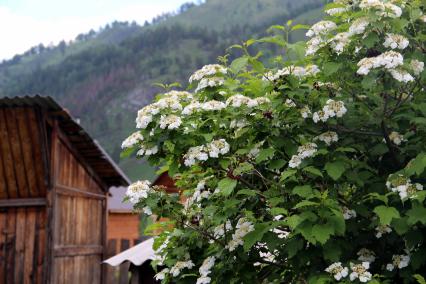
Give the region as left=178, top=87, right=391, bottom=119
left=0, top=95, right=130, bottom=187
left=104, top=238, right=155, bottom=266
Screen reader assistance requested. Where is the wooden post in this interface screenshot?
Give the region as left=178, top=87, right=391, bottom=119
left=118, top=239, right=130, bottom=284
left=105, top=239, right=117, bottom=284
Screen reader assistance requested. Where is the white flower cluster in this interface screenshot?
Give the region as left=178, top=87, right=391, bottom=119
left=135, top=91, right=191, bottom=129
left=325, top=7, right=349, bottom=16
left=349, top=262, right=372, bottom=282
left=121, top=131, right=143, bottom=149
left=212, top=220, right=233, bottom=240
left=254, top=243, right=277, bottom=266
left=184, top=180, right=211, bottom=210
left=356, top=51, right=404, bottom=75
left=288, top=143, right=318, bottom=168
left=383, top=33, right=409, bottom=50
left=154, top=268, right=169, bottom=281
left=264, top=65, right=320, bottom=80
left=331, top=32, right=351, bottom=54
left=285, top=99, right=296, bottom=108
left=386, top=131, right=405, bottom=145
left=152, top=235, right=171, bottom=267
left=375, top=224, right=392, bottom=238
left=159, top=114, right=182, bottom=130
left=313, top=99, right=347, bottom=123
left=196, top=256, right=215, bottom=284
left=306, top=21, right=337, bottom=37
left=125, top=180, right=152, bottom=204
left=410, top=59, right=425, bottom=76
left=315, top=131, right=339, bottom=146
left=189, top=64, right=227, bottom=83
left=170, top=260, right=195, bottom=277
left=227, top=218, right=255, bottom=251
left=359, top=0, right=403, bottom=18
left=386, top=254, right=410, bottom=271
left=300, top=106, right=312, bottom=119
left=325, top=262, right=349, bottom=281
left=184, top=139, right=230, bottom=166
left=195, top=77, right=225, bottom=92
left=357, top=248, right=376, bottom=263
left=226, top=94, right=271, bottom=108
left=348, top=18, right=370, bottom=35
left=386, top=175, right=423, bottom=200
left=343, top=206, right=357, bottom=220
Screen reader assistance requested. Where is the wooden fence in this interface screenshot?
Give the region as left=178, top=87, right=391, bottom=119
left=105, top=238, right=142, bottom=284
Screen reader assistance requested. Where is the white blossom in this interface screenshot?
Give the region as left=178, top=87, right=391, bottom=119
left=213, top=221, right=233, bottom=239
left=331, top=32, right=351, bottom=54
left=326, top=7, right=348, bottom=15
left=357, top=248, right=376, bottom=263
left=325, top=262, right=349, bottom=281
left=306, top=21, right=337, bottom=37
left=182, top=101, right=202, bottom=115
left=289, top=143, right=318, bottom=168
left=289, top=155, right=302, bottom=168
left=348, top=18, right=370, bottom=35
left=375, top=224, right=392, bottom=238
left=316, top=131, right=339, bottom=146
left=324, top=99, right=348, bottom=118
left=360, top=0, right=402, bottom=18
left=343, top=206, right=357, bottom=220
left=285, top=99, right=296, bottom=107
left=159, top=115, right=182, bottom=130
left=300, top=106, right=312, bottom=119
left=196, top=77, right=225, bottom=92
left=227, top=218, right=255, bottom=251
left=201, top=100, right=226, bottom=111
left=226, top=94, right=253, bottom=107
left=189, top=64, right=227, bottom=83
left=184, top=146, right=209, bottom=166
left=126, top=180, right=152, bottom=204
left=389, top=68, right=414, bottom=83
left=387, top=131, right=405, bottom=145
left=410, top=59, right=424, bottom=76
left=386, top=174, right=423, bottom=200
left=154, top=96, right=182, bottom=111
left=207, top=139, right=230, bottom=158
left=121, top=131, right=143, bottom=149
left=349, top=262, right=372, bottom=283
left=170, top=260, right=195, bottom=277
left=142, top=206, right=152, bottom=215
left=154, top=268, right=169, bottom=281
left=196, top=256, right=215, bottom=283
left=386, top=254, right=410, bottom=271
left=357, top=51, right=404, bottom=75
left=383, top=33, right=409, bottom=50
left=306, top=36, right=325, bottom=56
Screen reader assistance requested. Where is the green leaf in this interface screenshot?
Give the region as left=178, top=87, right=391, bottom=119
left=292, top=185, right=313, bottom=198
left=312, top=223, right=334, bottom=244
left=233, top=162, right=254, bottom=175
left=294, top=200, right=319, bottom=209
left=256, top=148, right=275, bottom=163
left=217, top=178, right=238, bottom=196
left=120, top=147, right=135, bottom=159
left=392, top=217, right=410, bottom=235
left=405, top=152, right=426, bottom=176
left=323, top=62, right=340, bottom=76
left=302, top=166, right=323, bottom=177
left=291, top=24, right=309, bottom=31
left=281, top=169, right=297, bottom=181
left=285, top=237, right=304, bottom=258
left=270, top=207, right=288, bottom=216
left=237, top=189, right=257, bottom=197
left=414, top=274, right=426, bottom=284
left=325, top=161, right=346, bottom=181
left=407, top=205, right=426, bottom=225
left=230, top=57, right=249, bottom=73
left=243, top=223, right=269, bottom=251
left=373, top=206, right=400, bottom=225
left=323, top=241, right=341, bottom=261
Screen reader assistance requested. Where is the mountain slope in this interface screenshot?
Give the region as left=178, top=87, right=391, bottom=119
left=0, top=0, right=325, bottom=181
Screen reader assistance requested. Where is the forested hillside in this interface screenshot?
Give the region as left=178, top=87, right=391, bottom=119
left=0, top=0, right=325, bottom=180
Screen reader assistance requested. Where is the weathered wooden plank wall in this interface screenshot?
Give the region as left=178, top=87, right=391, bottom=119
left=52, top=138, right=107, bottom=284
left=0, top=207, right=46, bottom=284
left=0, top=107, right=47, bottom=199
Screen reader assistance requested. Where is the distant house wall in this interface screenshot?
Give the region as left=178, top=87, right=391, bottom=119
left=107, top=212, right=140, bottom=241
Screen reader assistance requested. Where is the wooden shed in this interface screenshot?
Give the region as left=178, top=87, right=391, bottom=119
left=0, top=96, right=129, bottom=284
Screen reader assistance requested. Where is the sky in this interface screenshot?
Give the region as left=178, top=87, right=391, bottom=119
left=0, top=0, right=192, bottom=60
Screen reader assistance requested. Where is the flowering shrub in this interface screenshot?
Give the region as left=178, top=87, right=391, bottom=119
left=122, top=0, right=426, bottom=283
